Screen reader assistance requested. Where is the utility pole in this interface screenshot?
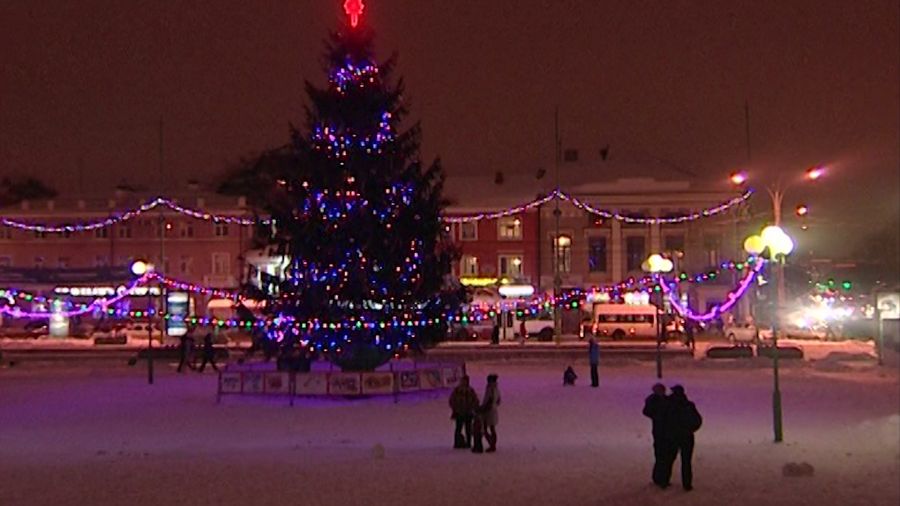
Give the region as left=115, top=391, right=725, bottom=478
left=553, top=108, right=562, bottom=345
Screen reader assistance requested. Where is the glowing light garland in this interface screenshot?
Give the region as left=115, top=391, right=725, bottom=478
left=662, top=259, right=765, bottom=322
left=0, top=188, right=752, bottom=233
left=0, top=274, right=151, bottom=319
left=0, top=197, right=262, bottom=233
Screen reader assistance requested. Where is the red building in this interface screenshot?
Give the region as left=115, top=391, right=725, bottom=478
left=444, top=206, right=541, bottom=290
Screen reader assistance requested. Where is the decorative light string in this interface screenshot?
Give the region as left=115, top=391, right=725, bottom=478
left=0, top=274, right=151, bottom=319
left=662, top=259, right=765, bottom=322
left=0, top=189, right=753, bottom=233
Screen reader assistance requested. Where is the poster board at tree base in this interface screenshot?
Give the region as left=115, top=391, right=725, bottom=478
left=243, top=372, right=265, bottom=394
left=398, top=370, right=420, bottom=392
left=420, top=369, right=443, bottom=390
left=220, top=372, right=242, bottom=394
left=264, top=373, right=291, bottom=394
left=329, top=373, right=362, bottom=395
left=295, top=373, right=329, bottom=395
left=361, top=372, right=395, bottom=395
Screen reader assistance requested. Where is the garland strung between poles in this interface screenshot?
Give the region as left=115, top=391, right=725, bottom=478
left=0, top=189, right=753, bottom=232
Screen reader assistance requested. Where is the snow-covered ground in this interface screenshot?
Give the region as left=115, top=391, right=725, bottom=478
left=0, top=356, right=897, bottom=506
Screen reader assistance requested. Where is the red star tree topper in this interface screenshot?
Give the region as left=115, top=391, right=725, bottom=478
left=344, top=0, right=365, bottom=28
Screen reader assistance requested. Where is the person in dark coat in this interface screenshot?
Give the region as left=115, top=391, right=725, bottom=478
left=643, top=383, right=674, bottom=488
left=481, top=374, right=501, bottom=452
left=448, top=375, right=480, bottom=449
left=666, top=385, right=702, bottom=491
left=490, top=322, right=500, bottom=345
left=562, top=365, right=577, bottom=386
left=197, top=333, right=219, bottom=372
left=176, top=331, right=195, bottom=373
left=588, top=337, right=600, bottom=387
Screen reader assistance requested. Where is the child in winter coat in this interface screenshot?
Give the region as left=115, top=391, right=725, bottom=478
left=471, top=407, right=485, bottom=454
left=563, top=366, right=577, bottom=386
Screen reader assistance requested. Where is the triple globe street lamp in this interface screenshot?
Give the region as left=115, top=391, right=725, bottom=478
left=642, top=253, right=674, bottom=380
left=731, top=167, right=824, bottom=443
left=131, top=260, right=156, bottom=385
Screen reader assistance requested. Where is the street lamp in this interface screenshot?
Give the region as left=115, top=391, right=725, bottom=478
left=744, top=225, right=794, bottom=443
left=131, top=260, right=155, bottom=385
left=642, top=254, right=674, bottom=379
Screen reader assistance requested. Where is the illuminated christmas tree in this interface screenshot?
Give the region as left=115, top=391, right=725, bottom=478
left=255, top=1, right=461, bottom=370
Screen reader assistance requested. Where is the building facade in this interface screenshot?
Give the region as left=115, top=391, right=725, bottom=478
left=0, top=192, right=251, bottom=296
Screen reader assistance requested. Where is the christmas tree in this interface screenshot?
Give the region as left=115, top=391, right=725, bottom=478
left=253, top=2, right=461, bottom=371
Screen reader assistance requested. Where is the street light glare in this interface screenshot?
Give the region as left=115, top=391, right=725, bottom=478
left=795, top=204, right=809, bottom=216
left=806, top=166, right=826, bottom=180
left=729, top=171, right=748, bottom=185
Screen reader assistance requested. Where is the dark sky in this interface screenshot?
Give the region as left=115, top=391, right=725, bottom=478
left=2, top=1, right=898, bottom=255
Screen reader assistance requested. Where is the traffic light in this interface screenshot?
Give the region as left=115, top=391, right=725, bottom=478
left=841, top=280, right=852, bottom=291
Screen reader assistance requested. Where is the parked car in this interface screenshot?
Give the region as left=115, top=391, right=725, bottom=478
left=726, top=324, right=774, bottom=345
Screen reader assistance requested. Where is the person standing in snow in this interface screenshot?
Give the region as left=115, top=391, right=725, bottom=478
left=481, top=374, right=501, bottom=452
left=448, top=375, right=480, bottom=449
left=176, top=330, right=195, bottom=373
left=665, top=385, right=702, bottom=491
left=197, top=333, right=220, bottom=373
left=643, top=383, right=674, bottom=488
left=588, top=337, right=600, bottom=387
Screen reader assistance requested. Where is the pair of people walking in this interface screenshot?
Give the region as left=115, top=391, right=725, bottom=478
left=449, top=374, right=501, bottom=453
left=643, top=383, right=702, bottom=491
left=178, top=332, right=219, bottom=373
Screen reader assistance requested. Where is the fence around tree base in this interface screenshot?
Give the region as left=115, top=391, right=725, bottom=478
left=216, top=361, right=467, bottom=405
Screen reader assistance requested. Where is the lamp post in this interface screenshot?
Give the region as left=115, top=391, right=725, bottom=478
left=131, top=260, right=155, bottom=385
left=642, top=254, right=674, bottom=379
left=730, top=167, right=825, bottom=328
left=744, top=226, right=794, bottom=443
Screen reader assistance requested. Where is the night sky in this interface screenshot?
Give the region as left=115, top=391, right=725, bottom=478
left=1, top=1, right=898, bottom=256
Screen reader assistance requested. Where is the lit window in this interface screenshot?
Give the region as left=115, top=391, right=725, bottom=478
left=553, top=235, right=572, bottom=273
left=498, top=217, right=523, bottom=240
left=498, top=255, right=524, bottom=279
left=460, top=255, right=478, bottom=276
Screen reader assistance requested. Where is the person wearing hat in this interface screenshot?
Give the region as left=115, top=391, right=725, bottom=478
left=666, top=385, right=702, bottom=491
left=481, top=374, right=502, bottom=452
left=642, top=383, right=674, bottom=488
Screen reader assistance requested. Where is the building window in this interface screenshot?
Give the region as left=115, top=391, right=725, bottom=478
left=553, top=235, right=572, bottom=273
left=95, top=228, right=109, bottom=239
left=0, top=256, right=11, bottom=267
left=460, top=255, right=478, bottom=276
left=34, top=231, right=47, bottom=239
left=95, top=255, right=109, bottom=268
left=34, top=256, right=45, bottom=269
left=0, top=228, right=11, bottom=240
left=664, top=234, right=685, bottom=256
left=588, top=236, right=607, bottom=273
left=704, top=234, right=721, bottom=266
left=498, top=254, right=524, bottom=279
left=179, top=222, right=194, bottom=238
left=58, top=257, right=70, bottom=269
left=61, top=231, right=72, bottom=239
left=212, top=253, right=230, bottom=276
left=214, top=223, right=229, bottom=237
left=626, top=236, right=646, bottom=272
left=460, top=222, right=478, bottom=241
left=498, top=217, right=523, bottom=240
left=179, top=255, right=193, bottom=275
left=117, top=225, right=132, bottom=239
